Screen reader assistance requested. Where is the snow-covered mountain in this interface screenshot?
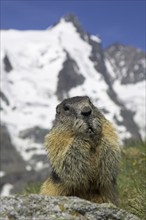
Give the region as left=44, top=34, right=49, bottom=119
left=0, top=14, right=145, bottom=195
left=104, top=44, right=145, bottom=140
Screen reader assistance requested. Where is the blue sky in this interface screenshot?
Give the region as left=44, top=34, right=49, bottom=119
left=1, top=0, right=146, bottom=51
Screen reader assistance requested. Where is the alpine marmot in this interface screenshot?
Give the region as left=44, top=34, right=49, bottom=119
left=40, top=96, right=121, bottom=205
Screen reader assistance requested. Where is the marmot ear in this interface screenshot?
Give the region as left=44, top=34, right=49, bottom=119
left=56, top=105, right=61, bottom=114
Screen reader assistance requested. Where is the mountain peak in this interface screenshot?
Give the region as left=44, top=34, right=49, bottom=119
left=63, top=13, right=81, bottom=28
left=61, top=13, right=89, bottom=41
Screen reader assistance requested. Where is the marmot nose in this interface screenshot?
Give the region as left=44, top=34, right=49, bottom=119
left=81, top=106, right=92, bottom=117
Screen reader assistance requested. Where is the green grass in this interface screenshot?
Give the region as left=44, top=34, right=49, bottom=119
left=23, top=182, right=41, bottom=195
left=23, top=141, right=146, bottom=219
left=118, top=141, right=146, bottom=219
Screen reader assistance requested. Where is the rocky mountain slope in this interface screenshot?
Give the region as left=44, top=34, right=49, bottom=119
left=0, top=14, right=145, bottom=195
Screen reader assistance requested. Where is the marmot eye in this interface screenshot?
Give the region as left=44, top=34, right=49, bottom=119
left=81, top=106, right=92, bottom=117
left=63, top=104, right=70, bottom=111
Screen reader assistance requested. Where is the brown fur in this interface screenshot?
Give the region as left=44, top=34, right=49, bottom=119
left=40, top=96, right=121, bottom=205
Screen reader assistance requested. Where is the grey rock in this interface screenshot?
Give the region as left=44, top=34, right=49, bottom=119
left=0, top=125, right=50, bottom=194
left=3, top=54, right=13, bottom=73
left=19, top=126, right=48, bottom=144
left=0, top=125, right=26, bottom=174
left=56, top=51, right=85, bottom=101
left=0, top=195, right=140, bottom=220
left=0, top=91, right=9, bottom=107
left=89, top=36, right=107, bottom=79
left=104, top=43, right=146, bottom=84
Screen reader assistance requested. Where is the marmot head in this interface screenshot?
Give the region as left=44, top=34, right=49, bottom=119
left=54, top=96, right=104, bottom=140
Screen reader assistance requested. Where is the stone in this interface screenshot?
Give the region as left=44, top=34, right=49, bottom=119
left=0, top=195, right=140, bottom=220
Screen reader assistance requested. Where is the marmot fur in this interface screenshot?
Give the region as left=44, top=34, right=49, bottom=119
left=40, top=96, right=121, bottom=205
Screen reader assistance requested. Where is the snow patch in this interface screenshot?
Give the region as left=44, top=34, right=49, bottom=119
left=0, top=184, right=13, bottom=196
left=90, top=35, right=101, bottom=43
left=0, top=171, right=6, bottom=178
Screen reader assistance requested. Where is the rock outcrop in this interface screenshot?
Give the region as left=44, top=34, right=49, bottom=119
left=0, top=195, right=140, bottom=220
